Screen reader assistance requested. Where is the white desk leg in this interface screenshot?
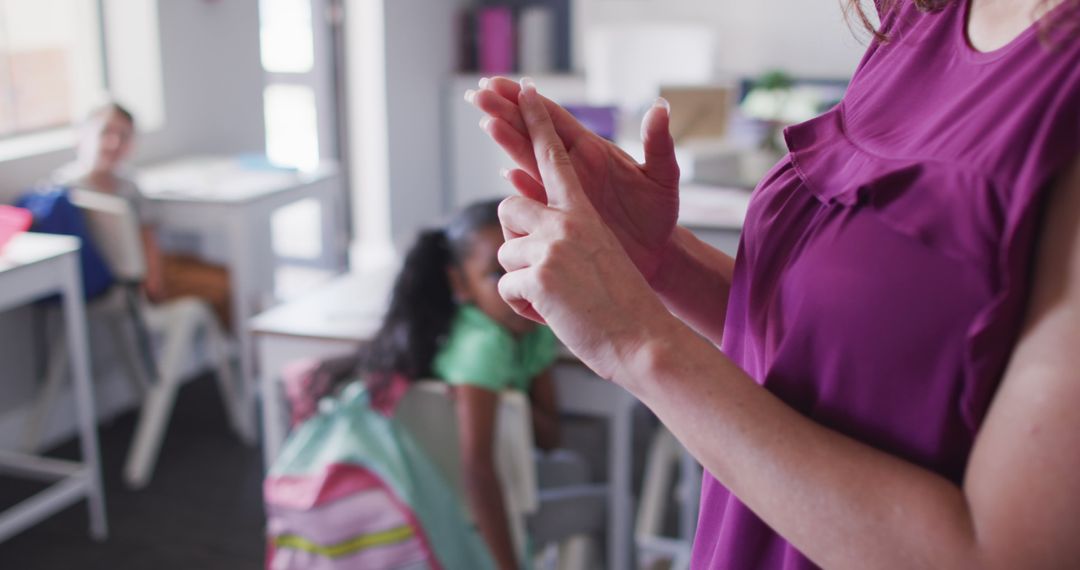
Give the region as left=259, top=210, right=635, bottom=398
left=609, top=395, right=635, bottom=570
left=317, top=184, right=342, bottom=272
left=60, top=253, right=107, bottom=540
left=259, top=371, right=285, bottom=468
left=228, top=211, right=259, bottom=442
left=257, top=337, right=286, bottom=468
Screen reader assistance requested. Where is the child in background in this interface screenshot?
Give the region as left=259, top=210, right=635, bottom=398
left=268, top=200, right=564, bottom=570
left=53, top=102, right=232, bottom=327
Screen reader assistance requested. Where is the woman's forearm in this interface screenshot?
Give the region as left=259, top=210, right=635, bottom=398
left=621, top=318, right=986, bottom=570
left=649, top=227, right=737, bottom=345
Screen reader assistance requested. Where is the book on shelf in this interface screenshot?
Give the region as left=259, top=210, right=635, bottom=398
left=477, top=6, right=514, bottom=75
left=459, top=0, right=572, bottom=74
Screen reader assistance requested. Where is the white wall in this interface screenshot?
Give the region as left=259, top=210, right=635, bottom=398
left=576, top=0, right=869, bottom=78
left=380, top=0, right=466, bottom=246
left=0, top=1, right=266, bottom=438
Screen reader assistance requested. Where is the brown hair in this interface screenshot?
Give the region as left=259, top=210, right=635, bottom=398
left=846, top=0, right=1079, bottom=43
left=89, top=101, right=136, bottom=129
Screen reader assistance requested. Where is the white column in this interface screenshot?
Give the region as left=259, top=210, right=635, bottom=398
left=344, top=0, right=396, bottom=271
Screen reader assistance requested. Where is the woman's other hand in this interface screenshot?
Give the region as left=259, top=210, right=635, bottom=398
left=468, top=77, right=680, bottom=284
left=496, top=79, right=675, bottom=383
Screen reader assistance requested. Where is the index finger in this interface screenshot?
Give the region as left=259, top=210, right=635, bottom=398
left=484, top=77, right=591, bottom=147
left=518, top=79, right=584, bottom=209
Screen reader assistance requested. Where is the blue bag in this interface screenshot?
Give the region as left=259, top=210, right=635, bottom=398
left=16, top=187, right=115, bottom=299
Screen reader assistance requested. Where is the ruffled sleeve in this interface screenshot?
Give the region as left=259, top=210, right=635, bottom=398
left=432, top=305, right=558, bottom=392
left=520, top=326, right=557, bottom=382
left=432, top=306, right=516, bottom=392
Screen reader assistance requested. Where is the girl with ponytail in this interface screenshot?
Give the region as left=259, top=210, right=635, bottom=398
left=267, top=199, right=564, bottom=570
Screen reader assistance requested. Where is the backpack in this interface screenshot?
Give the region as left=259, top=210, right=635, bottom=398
left=265, top=363, right=496, bottom=570
left=15, top=187, right=115, bottom=299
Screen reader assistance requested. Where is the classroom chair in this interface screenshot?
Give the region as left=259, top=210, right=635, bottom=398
left=396, top=381, right=607, bottom=570
left=22, top=189, right=251, bottom=489
left=635, top=426, right=703, bottom=570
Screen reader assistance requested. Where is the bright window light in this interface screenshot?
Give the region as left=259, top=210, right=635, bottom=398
left=0, top=0, right=104, bottom=138
left=259, top=0, right=315, bottom=74
left=264, top=83, right=320, bottom=171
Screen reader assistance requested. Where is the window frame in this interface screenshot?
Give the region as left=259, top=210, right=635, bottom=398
left=260, top=0, right=340, bottom=167
left=0, top=0, right=107, bottom=148
left=0, top=0, right=165, bottom=165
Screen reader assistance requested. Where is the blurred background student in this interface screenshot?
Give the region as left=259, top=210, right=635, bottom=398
left=54, top=103, right=232, bottom=328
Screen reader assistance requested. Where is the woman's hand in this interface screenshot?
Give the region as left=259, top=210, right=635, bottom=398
left=469, top=77, right=681, bottom=283
left=496, top=79, right=676, bottom=381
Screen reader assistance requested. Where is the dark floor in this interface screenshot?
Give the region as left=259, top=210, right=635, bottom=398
left=0, top=375, right=266, bottom=569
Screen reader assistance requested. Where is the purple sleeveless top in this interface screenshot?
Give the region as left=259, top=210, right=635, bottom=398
left=692, top=1, right=1080, bottom=568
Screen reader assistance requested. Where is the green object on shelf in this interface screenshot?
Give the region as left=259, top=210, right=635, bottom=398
left=755, top=70, right=794, bottom=91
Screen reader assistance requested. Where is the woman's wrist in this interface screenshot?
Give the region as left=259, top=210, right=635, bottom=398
left=645, top=227, right=693, bottom=294
left=611, top=306, right=688, bottom=396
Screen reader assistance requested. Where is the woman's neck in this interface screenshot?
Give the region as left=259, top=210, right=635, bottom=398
left=967, top=0, right=1063, bottom=51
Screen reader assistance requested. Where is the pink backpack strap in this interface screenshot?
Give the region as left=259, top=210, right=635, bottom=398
left=282, top=359, right=328, bottom=427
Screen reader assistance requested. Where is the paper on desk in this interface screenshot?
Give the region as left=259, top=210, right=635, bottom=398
left=138, top=157, right=302, bottom=201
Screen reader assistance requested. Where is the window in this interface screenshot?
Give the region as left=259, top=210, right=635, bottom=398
left=260, top=0, right=321, bottom=171
left=0, top=0, right=105, bottom=139
left=260, top=0, right=342, bottom=299
left=260, top=0, right=315, bottom=74
left=264, top=83, right=321, bottom=172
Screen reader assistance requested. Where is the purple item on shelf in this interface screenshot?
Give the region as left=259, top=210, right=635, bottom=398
left=477, top=7, right=514, bottom=75
left=564, top=105, right=619, bottom=141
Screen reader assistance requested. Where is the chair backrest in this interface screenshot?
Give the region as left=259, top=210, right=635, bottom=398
left=68, top=188, right=146, bottom=282
left=395, top=381, right=539, bottom=558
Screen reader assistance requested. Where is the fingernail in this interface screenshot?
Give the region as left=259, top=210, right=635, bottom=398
left=520, top=76, right=536, bottom=94
left=479, top=77, right=490, bottom=89
left=464, top=89, right=477, bottom=104
left=654, top=97, right=671, bottom=113
left=500, top=168, right=511, bottom=180
left=479, top=116, right=493, bottom=131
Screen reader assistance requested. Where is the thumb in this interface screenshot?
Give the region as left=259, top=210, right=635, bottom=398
left=641, top=97, right=680, bottom=188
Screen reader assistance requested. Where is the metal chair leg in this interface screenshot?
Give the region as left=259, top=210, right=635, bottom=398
left=557, top=534, right=593, bottom=570
left=206, top=312, right=254, bottom=444
left=110, top=316, right=151, bottom=398
left=123, top=304, right=198, bottom=488
left=123, top=377, right=181, bottom=489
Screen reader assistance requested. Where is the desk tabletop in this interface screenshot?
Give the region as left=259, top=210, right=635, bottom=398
left=251, top=266, right=591, bottom=367
left=137, top=155, right=339, bottom=204
left=0, top=232, right=79, bottom=273
left=249, top=268, right=398, bottom=341
left=678, top=184, right=751, bottom=231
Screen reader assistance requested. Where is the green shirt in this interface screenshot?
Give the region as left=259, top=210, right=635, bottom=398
left=432, top=305, right=557, bottom=393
